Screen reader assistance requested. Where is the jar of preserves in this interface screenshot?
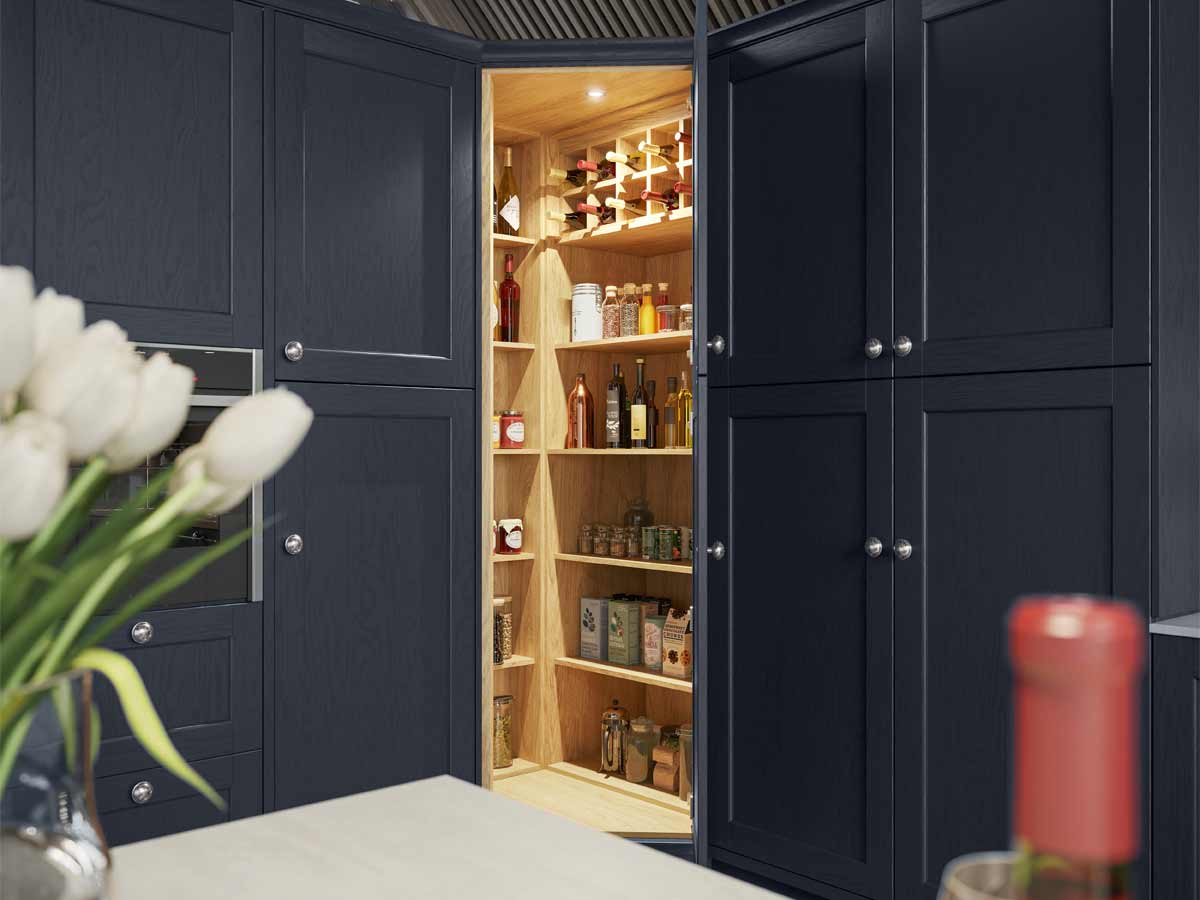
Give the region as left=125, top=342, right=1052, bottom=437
left=578, top=523, right=594, bottom=555
left=499, top=410, right=525, bottom=449
left=494, top=695, right=514, bottom=768
left=592, top=524, right=611, bottom=557
left=496, top=518, right=524, bottom=554
left=610, top=526, right=627, bottom=559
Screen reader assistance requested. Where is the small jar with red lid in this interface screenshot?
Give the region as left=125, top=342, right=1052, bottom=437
left=499, top=410, right=525, bottom=449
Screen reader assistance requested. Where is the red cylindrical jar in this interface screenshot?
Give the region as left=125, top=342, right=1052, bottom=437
left=499, top=410, right=525, bottom=449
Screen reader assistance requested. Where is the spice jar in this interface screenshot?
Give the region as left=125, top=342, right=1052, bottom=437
left=620, top=283, right=639, bottom=337
left=491, top=414, right=501, bottom=449
left=601, top=285, right=621, bottom=339
left=609, top=526, right=627, bottom=559
left=626, top=527, right=640, bottom=559
left=494, top=695, right=514, bottom=769
left=656, top=304, right=679, bottom=332
left=493, top=597, right=514, bottom=662
left=679, top=303, right=693, bottom=332
left=496, top=518, right=524, bottom=554
left=592, top=524, right=610, bottom=557
left=577, top=523, right=594, bottom=555
left=499, top=410, right=525, bottom=449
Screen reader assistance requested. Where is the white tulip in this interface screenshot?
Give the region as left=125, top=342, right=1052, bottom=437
left=0, top=266, right=35, bottom=396
left=103, top=352, right=195, bottom=472
left=22, top=320, right=141, bottom=461
left=202, top=389, right=313, bottom=487
left=0, top=411, right=68, bottom=541
left=168, top=445, right=250, bottom=514
left=31, top=287, right=85, bottom=363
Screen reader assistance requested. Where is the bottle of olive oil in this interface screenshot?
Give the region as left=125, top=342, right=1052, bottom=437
left=678, top=369, right=693, bottom=449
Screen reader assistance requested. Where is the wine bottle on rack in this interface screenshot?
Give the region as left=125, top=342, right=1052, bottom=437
left=574, top=201, right=616, bottom=225
left=630, top=359, right=649, bottom=449
left=548, top=166, right=590, bottom=187
left=577, top=159, right=617, bottom=180
left=638, top=140, right=677, bottom=161
left=496, top=147, right=520, bottom=236
left=640, top=188, right=681, bottom=211
left=547, top=210, right=589, bottom=231
left=604, top=197, right=647, bottom=216
left=605, top=150, right=645, bottom=171
left=673, top=130, right=692, bottom=145
left=673, top=181, right=693, bottom=196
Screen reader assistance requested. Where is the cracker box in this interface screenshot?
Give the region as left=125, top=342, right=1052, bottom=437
left=662, top=607, right=692, bottom=679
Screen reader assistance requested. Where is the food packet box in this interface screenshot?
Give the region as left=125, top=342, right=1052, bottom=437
left=662, top=607, right=692, bottom=679
left=643, top=614, right=667, bottom=671
left=608, top=599, right=642, bottom=666
left=580, top=596, right=608, bottom=660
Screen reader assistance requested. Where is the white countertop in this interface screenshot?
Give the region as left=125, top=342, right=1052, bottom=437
left=110, top=775, right=779, bottom=899
left=1150, top=612, right=1200, bottom=640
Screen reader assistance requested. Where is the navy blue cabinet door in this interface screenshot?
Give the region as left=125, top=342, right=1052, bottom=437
left=271, top=383, right=476, bottom=809
left=274, top=17, right=476, bottom=388
left=94, top=603, right=262, bottom=778
left=706, top=382, right=893, bottom=900
left=894, top=368, right=1150, bottom=900
left=1151, top=635, right=1199, bottom=900
left=0, top=0, right=263, bottom=347
left=894, top=0, right=1150, bottom=377
left=706, top=1, right=894, bottom=387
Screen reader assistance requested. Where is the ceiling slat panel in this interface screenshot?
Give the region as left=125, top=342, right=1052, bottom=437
left=535, top=0, right=577, bottom=39
left=556, top=0, right=600, bottom=39
left=453, top=0, right=498, bottom=38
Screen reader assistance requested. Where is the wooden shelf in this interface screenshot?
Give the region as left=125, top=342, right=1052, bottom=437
left=555, top=657, right=693, bottom=694
left=492, top=553, right=535, bottom=564
left=493, top=234, right=537, bottom=248
left=551, top=759, right=690, bottom=815
left=556, top=331, right=692, bottom=355
left=493, top=448, right=540, bottom=456
left=494, top=654, right=535, bottom=670
left=493, top=767, right=691, bottom=839
left=555, top=207, right=692, bottom=256
left=493, top=341, right=535, bottom=352
left=547, top=448, right=691, bottom=457
left=555, top=553, right=693, bottom=575
left=492, top=757, right=542, bottom=782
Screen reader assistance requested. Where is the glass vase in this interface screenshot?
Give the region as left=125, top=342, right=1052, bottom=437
left=939, top=853, right=1020, bottom=900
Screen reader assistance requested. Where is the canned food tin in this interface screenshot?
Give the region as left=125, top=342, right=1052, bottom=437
left=657, top=526, right=681, bottom=562
left=641, top=526, right=658, bottom=561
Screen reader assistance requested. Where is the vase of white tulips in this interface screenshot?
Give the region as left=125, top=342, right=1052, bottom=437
left=0, top=265, right=312, bottom=896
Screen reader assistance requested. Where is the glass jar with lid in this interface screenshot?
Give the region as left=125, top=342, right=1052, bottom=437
left=493, top=695, right=514, bottom=768
left=625, top=716, right=660, bottom=784
left=577, top=523, right=594, bottom=555
left=592, top=524, right=611, bottom=557
left=624, top=497, right=654, bottom=529
left=493, top=597, right=514, bottom=662
left=609, top=526, right=627, bottom=559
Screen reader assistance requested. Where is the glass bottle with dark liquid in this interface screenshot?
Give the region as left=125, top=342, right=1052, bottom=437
left=566, top=373, right=594, bottom=449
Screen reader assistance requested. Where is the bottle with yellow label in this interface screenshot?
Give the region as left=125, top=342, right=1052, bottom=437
left=631, top=358, right=649, bottom=448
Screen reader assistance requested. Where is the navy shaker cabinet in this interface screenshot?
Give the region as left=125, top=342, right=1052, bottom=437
left=1151, top=635, right=1199, bottom=900
left=0, top=0, right=264, bottom=347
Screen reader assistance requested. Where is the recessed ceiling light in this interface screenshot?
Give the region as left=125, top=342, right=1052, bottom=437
left=587, top=88, right=606, bottom=99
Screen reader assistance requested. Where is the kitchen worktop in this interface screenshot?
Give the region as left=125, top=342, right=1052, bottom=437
left=1150, top=612, right=1200, bottom=640
left=110, top=775, right=777, bottom=899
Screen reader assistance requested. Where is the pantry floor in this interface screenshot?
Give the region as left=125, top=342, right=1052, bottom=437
left=493, top=759, right=692, bottom=839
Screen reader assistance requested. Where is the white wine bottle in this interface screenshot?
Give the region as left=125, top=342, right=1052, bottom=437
left=496, top=147, right=520, bottom=236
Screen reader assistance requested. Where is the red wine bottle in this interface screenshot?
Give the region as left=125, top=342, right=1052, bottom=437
left=673, top=181, right=693, bottom=196
left=549, top=166, right=590, bottom=187
left=1008, top=596, right=1144, bottom=900
left=577, top=159, right=616, bottom=180
left=638, top=140, right=677, bottom=161
left=673, top=130, right=692, bottom=145
left=498, top=254, right=520, bottom=342
left=547, top=210, right=588, bottom=231
left=573, top=201, right=616, bottom=225
left=640, top=188, right=681, bottom=211
left=630, top=358, right=648, bottom=448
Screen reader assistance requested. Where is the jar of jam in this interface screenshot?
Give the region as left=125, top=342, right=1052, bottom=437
left=496, top=518, right=524, bottom=554
left=499, top=410, right=525, bottom=449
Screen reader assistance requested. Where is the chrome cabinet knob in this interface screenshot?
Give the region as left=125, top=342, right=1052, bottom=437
left=864, top=537, right=883, bottom=558
left=130, top=781, right=154, bottom=805
left=707, top=335, right=726, bottom=356
left=893, top=539, right=913, bottom=561
left=706, top=541, right=726, bottom=561
left=130, top=621, right=154, bottom=645
left=283, top=341, right=304, bottom=362
left=864, top=337, right=884, bottom=359
left=283, top=533, right=304, bottom=556
left=894, top=335, right=913, bottom=357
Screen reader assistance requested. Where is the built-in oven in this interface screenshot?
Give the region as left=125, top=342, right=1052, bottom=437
left=87, top=345, right=263, bottom=607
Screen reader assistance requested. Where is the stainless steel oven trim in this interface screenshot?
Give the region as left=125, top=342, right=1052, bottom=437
left=138, top=343, right=265, bottom=604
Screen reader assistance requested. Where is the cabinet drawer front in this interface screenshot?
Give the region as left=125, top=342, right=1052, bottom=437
left=273, top=17, right=476, bottom=388
left=94, top=603, right=262, bottom=777
left=96, top=751, right=261, bottom=847
left=1, top=0, right=263, bottom=347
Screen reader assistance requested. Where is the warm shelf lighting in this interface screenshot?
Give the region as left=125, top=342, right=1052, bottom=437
left=586, top=88, right=606, bottom=99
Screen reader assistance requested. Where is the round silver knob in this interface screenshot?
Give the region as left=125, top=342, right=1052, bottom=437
left=707, top=335, right=726, bottom=356
left=283, top=340, right=304, bottom=362
left=130, top=781, right=154, bottom=805
left=894, top=335, right=913, bottom=357
left=893, top=539, right=913, bottom=561
left=130, top=621, right=154, bottom=645
left=706, top=541, right=726, bottom=561
left=864, top=537, right=883, bottom=558
left=283, top=533, right=304, bottom=555
left=864, top=338, right=884, bottom=359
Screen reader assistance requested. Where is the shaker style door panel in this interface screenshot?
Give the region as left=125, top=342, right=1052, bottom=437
left=1151, top=635, right=1200, bottom=900
left=272, top=384, right=476, bottom=809
left=707, top=382, right=893, bottom=899
left=895, top=0, right=1149, bottom=376
left=94, top=603, right=263, bottom=778
left=0, top=0, right=263, bottom=347
left=894, top=368, right=1150, bottom=900
left=274, top=17, right=476, bottom=388
left=707, top=1, right=893, bottom=386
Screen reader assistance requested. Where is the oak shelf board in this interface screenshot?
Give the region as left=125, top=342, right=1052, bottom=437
left=553, top=207, right=693, bottom=256
left=493, top=448, right=540, bottom=456
left=555, top=331, right=692, bottom=355
left=492, top=757, right=542, bottom=782
left=492, top=767, right=692, bottom=839
left=492, top=552, right=536, bottom=564
left=554, top=657, right=693, bottom=694
left=493, top=233, right=537, bottom=248
left=555, top=553, right=693, bottom=575
left=550, top=759, right=690, bottom=815
left=547, top=448, right=692, bottom=457
left=493, top=341, right=536, bottom=352
left=494, top=654, right=536, bottom=671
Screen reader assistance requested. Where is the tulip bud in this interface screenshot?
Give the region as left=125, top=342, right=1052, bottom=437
left=0, top=266, right=35, bottom=397
left=22, top=320, right=141, bottom=461
left=32, top=287, right=85, bottom=363
left=0, top=411, right=69, bottom=541
left=103, top=352, right=195, bottom=472
left=202, top=389, right=313, bottom=487
left=168, top=445, right=250, bottom=514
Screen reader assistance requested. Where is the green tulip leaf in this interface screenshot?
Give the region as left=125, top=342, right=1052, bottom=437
left=51, top=679, right=78, bottom=773
left=72, top=648, right=225, bottom=810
